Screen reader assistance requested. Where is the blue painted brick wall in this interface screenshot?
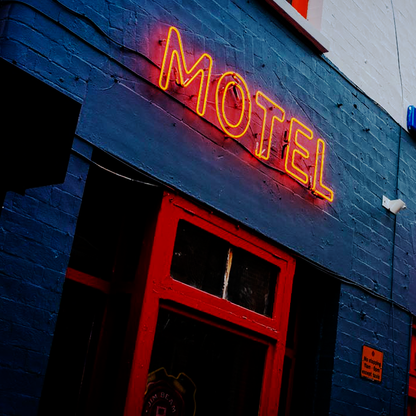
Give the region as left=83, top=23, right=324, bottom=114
left=1, top=0, right=416, bottom=415
left=0, top=138, right=92, bottom=416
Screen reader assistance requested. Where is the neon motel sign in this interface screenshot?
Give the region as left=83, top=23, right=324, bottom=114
left=158, top=26, right=334, bottom=202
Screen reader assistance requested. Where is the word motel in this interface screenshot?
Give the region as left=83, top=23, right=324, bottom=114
left=158, top=26, right=334, bottom=202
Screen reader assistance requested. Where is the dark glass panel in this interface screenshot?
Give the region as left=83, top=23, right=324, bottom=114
left=38, top=280, right=106, bottom=415
left=39, top=281, right=133, bottom=416
left=278, top=259, right=340, bottom=416
left=148, top=308, right=267, bottom=416
left=170, top=220, right=229, bottom=297
left=227, top=248, right=278, bottom=317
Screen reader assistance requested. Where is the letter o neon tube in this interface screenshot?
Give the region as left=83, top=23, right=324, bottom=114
left=215, top=72, right=252, bottom=138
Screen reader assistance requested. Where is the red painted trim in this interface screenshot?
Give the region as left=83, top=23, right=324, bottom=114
left=160, top=302, right=271, bottom=345
left=124, top=192, right=296, bottom=416
left=410, top=375, right=416, bottom=398
left=160, top=280, right=280, bottom=340
left=410, top=325, right=416, bottom=377
left=291, top=0, right=309, bottom=18
left=66, top=267, right=111, bottom=294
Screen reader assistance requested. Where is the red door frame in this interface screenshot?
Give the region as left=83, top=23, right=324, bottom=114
left=124, top=192, right=296, bottom=415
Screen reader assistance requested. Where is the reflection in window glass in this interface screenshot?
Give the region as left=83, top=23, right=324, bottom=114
left=227, top=248, right=278, bottom=317
left=170, top=221, right=229, bottom=297
left=148, top=309, right=267, bottom=416
left=170, top=221, right=279, bottom=317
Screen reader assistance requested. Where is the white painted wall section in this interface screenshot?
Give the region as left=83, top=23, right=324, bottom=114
left=313, top=0, right=415, bottom=129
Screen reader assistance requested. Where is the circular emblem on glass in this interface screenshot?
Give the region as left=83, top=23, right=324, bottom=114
left=142, top=368, right=196, bottom=416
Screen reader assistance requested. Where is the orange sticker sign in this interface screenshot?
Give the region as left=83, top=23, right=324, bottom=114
left=361, top=345, right=383, bottom=382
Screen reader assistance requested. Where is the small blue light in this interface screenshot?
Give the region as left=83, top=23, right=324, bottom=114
left=407, top=105, right=416, bottom=134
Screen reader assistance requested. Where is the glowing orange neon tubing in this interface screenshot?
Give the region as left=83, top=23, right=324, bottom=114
left=254, top=91, right=285, bottom=161
left=159, top=26, right=213, bottom=117
left=312, top=138, right=334, bottom=202
left=157, top=27, right=334, bottom=203
left=215, top=72, right=252, bottom=139
left=222, top=82, right=246, bottom=128
left=284, top=118, right=313, bottom=185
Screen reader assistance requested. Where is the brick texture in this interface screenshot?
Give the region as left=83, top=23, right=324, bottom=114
left=0, top=0, right=415, bottom=415
left=0, top=138, right=91, bottom=415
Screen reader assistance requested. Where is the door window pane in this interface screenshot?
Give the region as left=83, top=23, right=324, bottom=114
left=148, top=308, right=267, bottom=416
